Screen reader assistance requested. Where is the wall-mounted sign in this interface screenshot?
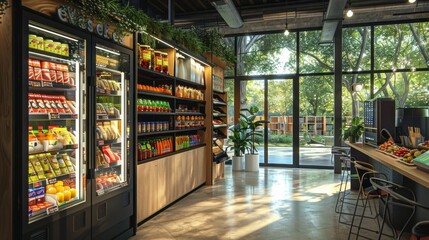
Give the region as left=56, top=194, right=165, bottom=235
left=57, top=5, right=124, bottom=44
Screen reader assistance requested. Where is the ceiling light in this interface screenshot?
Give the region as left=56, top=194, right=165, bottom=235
left=346, top=9, right=354, bottom=17
left=211, top=0, right=244, bottom=28
left=284, top=29, right=290, bottom=36
left=409, top=0, right=416, bottom=3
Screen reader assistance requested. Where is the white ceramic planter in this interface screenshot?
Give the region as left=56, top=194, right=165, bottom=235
left=232, top=156, right=244, bottom=171
left=245, top=154, right=259, bottom=172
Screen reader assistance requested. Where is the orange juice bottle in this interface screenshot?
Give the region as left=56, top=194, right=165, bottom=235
left=29, top=126, right=38, bottom=142
left=36, top=126, right=46, bottom=141
left=46, top=126, right=56, bottom=140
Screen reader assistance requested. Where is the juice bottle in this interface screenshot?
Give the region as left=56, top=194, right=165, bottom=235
left=146, top=142, right=152, bottom=158
left=36, top=126, right=46, bottom=141
left=29, top=126, right=38, bottom=142
left=46, top=126, right=56, bottom=140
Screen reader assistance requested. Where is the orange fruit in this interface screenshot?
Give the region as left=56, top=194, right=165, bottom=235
left=56, top=192, right=64, bottom=203
left=46, top=187, right=57, bottom=194
left=63, top=186, right=70, bottom=191
left=46, top=184, right=54, bottom=189
left=54, top=181, right=63, bottom=187
left=63, top=190, right=71, bottom=201
left=56, top=186, right=64, bottom=193
left=70, top=188, right=77, bottom=198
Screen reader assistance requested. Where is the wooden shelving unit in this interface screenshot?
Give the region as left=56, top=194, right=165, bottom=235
left=269, top=116, right=334, bottom=136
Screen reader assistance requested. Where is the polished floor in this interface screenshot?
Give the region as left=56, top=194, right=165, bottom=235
left=132, top=166, right=396, bottom=240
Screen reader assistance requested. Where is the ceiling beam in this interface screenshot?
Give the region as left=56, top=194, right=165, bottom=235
left=320, top=0, right=347, bottom=43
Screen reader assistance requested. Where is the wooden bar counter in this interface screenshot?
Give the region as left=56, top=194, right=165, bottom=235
left=347, top=142, right=429, bottom=227
left=347, top=142, right=429, bottom=188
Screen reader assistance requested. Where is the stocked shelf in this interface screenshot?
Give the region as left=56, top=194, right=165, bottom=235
left=213, top=100, right=227, bottom=106
left=95, top=161, right=122, bottom=172
left=213, top=113, right=227, bottom=117
left=29, top=49, right=73, bottom=63
left=213, top=124, right=228, bottom=129
left=29, top=113, right=78, bottom=121
left=137, top=127, right=205, bottom=137
left=138, top=90, right=175, bottom=99
left=29, top=81, right=76, bottom=92
left=96, top=115, right=122, bottom=121
left=175, top=127, right=206, bottom=133
left=175, top=76, right=205, bottom=89
left=175, top=97, right=206, bottom=104
left=138, top=67, right=175, bottom=81
left=176, top=111, right=205, bottom=116
left=137, top=111, right=175, bottom=116
left=137, top=143, right=206, bottom=164
left=96, top=66, right=122, bottom=75
left=29, top=172, right=75, bottom=187
left=96, top=90, right=121, bottom=96
left=97, top=138, right=121, bottom=146
left=29, top=144, right=78, bottom=155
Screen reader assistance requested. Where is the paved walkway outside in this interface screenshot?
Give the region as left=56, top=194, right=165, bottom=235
left=257, top=146, right=332, bottom=166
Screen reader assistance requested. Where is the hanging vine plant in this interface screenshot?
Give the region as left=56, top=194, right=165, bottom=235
left=0, top=0, right=10, bottom=24
left=65, top=0, right=234, bottom=65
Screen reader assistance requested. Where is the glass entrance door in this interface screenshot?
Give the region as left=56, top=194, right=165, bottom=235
left=267, top=79, right=294, bottom=165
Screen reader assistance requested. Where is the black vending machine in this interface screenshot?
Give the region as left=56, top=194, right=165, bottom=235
left=17, top=10, right=135, bottom=240
left=363, top=98, right=395, bottom=147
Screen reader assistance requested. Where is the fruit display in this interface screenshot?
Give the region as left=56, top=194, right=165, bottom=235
left=137, top=83, right=172, bottom=95
left=401, top=149, right=426, bottom=163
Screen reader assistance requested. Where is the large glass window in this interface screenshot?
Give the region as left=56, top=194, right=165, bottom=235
left=237, top=33, right=296, bottom=76
left=374, top=71, right=429, bottom=107
left=299, top=30, right=334, bottom=73
left=375, top=22, right=429, bottom=71
left=342, top=27, right=371, bottom=72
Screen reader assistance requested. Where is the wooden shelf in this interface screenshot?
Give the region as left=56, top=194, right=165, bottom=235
left=137, top=143, right=206, bottom=164
left=138, top=90, right=175, bottom=99
left=138, top=67, right=175, bottom=81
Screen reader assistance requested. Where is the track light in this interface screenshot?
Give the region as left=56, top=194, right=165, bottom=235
left=346, top=9, right=353, bottom=17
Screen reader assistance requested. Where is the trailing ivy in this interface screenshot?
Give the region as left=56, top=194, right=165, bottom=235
left=65, top=0, right=234, bottom=65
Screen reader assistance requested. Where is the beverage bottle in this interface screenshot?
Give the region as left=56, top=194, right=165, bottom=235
left=137, top=143, right=143, bottom=161
left=146, top=141, right=152, bottom=158
left=29, top=126, right=37, bottom=142
left=36, top=126, right=46, bottom=141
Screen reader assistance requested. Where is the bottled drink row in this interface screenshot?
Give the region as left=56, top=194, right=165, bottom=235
left=176, top=135, right=201, bottom=151
left=137, top=98, right=172, bottom=112
left=137, top=137, right=173, bottom=161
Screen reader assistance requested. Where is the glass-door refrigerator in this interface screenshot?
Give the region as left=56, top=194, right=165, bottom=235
left=20, top=12, right=91, bottom=239
left=91, top=39, right=134, bottom=239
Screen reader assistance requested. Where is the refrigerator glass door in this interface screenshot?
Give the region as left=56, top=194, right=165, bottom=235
left=27, top=22, right=87, bottom=223
left=94, top=44, right=130, bottom=196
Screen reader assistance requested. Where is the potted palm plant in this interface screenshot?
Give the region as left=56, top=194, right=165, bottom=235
left=240, top=106, right=270, bottom=172
left=226, top=124, right=250, bottom=171
left=342, top=117, right=364, bottom=143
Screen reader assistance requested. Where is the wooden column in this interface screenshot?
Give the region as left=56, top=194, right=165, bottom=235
left=0, top=0, right=13, bottom=238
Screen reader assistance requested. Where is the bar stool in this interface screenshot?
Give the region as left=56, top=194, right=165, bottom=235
left=347, top=162, right=390, bottom=240
left=369, top=177, right=422, bottom=240
left=333, top=146, right=355, bottom=213
left=412, top=221, right=429, bottom=240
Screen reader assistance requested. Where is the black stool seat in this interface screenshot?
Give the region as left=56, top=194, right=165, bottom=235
left=412, top=221, right=429, bottom=239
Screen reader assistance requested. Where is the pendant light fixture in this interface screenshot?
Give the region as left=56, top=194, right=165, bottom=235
left=284, top=7, right=289, bottom=36
left=346, top=0, right=353, bottom=18
left=409, top=0, right=416, bottom=3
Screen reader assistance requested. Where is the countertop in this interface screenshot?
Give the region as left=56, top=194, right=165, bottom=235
left=347, top=142, right=429, bottom=189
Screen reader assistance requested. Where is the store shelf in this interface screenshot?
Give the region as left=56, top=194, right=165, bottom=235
left=138, top=67, right=175, bottom=81
left=29, top=81, right=76, bottom=92
left=95, top=161, right=122, bottom=172
left=137, top=143, right=206, bottom=164
left=213, top=113, right=227, bottom=117
left=175, top=126, right=206, bottom=133
left=213, top=124, right=228, bottom=129
left=96, top=115, right=121, bottom=121
left=175, top=77, right=205, bottom=89
left=29, top=172, right=76, bottom=187
left=137, top=90, right=175, bottom=99
left=96, top=90, right=121, bottom=96
left=175, top=97, right=206, bottom=104
left=213, top=100, right=227, bottom=106
left=176, top=111, right=205, bottom=116
left=29, top=144, right=78, bottom=155
left=213, top=89, right=225, bottom=94
left=96, top=65, right=122, bottom=75
left=137, top=111, right=175, bottom=116
left=29, top=49, right=73, bottom=63
left=29, top=113, right=78, bottom=121
left=97, top=138, right=121, bottom=146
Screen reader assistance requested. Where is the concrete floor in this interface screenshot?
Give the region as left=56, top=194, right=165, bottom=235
left=133, top=166, right=398, bottom=240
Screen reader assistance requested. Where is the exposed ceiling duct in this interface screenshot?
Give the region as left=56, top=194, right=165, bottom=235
left=320, top=0, right=348, bottom=44
left=211, top=0, right=244, bottom=28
